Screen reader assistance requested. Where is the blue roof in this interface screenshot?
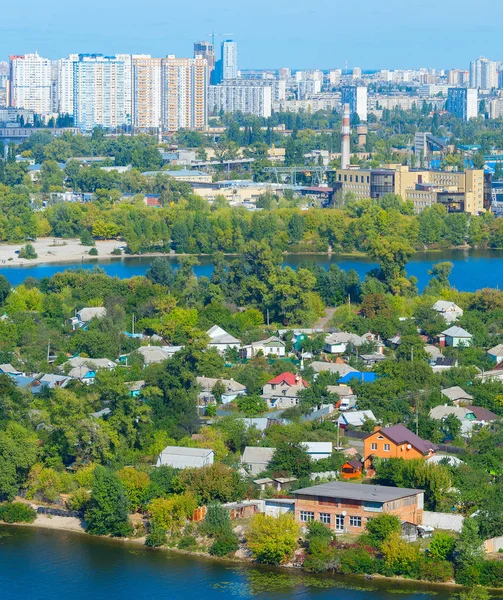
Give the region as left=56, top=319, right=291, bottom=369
left=338, top=372, right=379, bottom=384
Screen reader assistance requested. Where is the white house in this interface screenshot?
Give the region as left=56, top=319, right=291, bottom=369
left=241, top=446, right=275, bottom=475
left=302, top=442, right=333, bottom=461
left=156, top=446, right=214, bottom=469
left=241, top=336, right=286, bottom=359
left=196, top=376, right=247, bottom=405
left=60, top=357, right=117, bottom=385
left=432, top=301, right=463, bottom=324
left=324, top=332, right=365, bottom=354
left=310, top=361, right=359, bottom=378
left=488, top=344, right=503, bottom=363
left=206, top=325, right=241, bottom=355
left=440, top=326, right=473, bottom=348
left=71, top=307, right=107, bottom=330
left=133, top=345, right=183, bottom=366
left=337, top=409, right=377, bottom=429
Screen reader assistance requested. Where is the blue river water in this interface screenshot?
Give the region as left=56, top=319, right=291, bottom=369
left=0, top=526, right=456, bottom=600
left=0, top=249, right=502, bottom=291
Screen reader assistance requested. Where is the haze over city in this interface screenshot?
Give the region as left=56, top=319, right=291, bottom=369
left=2, top=0, right=503, bottom=68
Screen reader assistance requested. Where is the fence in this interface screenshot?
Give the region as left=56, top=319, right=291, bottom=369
left=342, top=430, right=367, bottom=440
left=37, top=506, right=82, bottom=518
left=422, top=511, right=464, bottom=532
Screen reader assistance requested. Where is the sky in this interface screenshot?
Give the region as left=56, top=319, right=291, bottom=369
left=2, top=0, right=503, bottom=70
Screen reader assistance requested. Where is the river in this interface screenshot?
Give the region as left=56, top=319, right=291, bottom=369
left=0, top=249, right=503, bottom=291
left=0, top=526, right=456, bottom=600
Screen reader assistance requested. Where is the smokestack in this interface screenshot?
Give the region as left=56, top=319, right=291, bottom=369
left=357, top=125, right=368, bottom=148
left=341, top=103, right=351, bottom=169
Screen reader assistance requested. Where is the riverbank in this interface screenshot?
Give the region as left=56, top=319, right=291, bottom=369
left=2, top=514, right=495, bottom=595
left=0, top=238, right=493, bottom=269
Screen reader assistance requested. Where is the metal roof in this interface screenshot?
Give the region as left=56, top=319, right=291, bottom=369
left=293, top=481, right=423, bottom=502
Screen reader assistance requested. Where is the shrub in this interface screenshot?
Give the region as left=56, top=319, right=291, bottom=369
left=145, top=523, right=167, bottom=547
left=428, top=531, right=456, bottom=561
left=381, top=531, right=420, bottom=577
left=339, top=547, right=376, bottom=575
left=66, top=488, right=90, bottom=511
left=178, top=535, right=198, bottom=551
left=365, top=514, right=401, bottom=549
left=247, top=513, right=300, bottom=565
left=80, top=230, right=95, bottom=246
left=89, top=247, right=98, bottom=256
left=18, top=244, right=38, bottom=260
left=209, top=532, right=239, bottom=557
left=307, top=520, right=333, bottom=545
left=0, top=502, right=37, bottom=523
left=419, top=558, right=455, bottom=582
left=455, top=563, right=484, bottom=587
left=201, top=502, right=232, bottom=537
left=111, top=248, right=122, bottom=255
left=478, top=560, right=503, bottom=588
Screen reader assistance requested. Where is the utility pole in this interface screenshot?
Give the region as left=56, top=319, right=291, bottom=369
left=47, top=340, right=50, bottom=363
left=415, top=395, right=419, bottom=436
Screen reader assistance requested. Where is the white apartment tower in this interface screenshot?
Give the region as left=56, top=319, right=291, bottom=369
left=470, top=57, right=498, bottom=90
left=161, top=55, right=208, bottom=131
left=9, top=53, right=52, bottom=114
left=221, top=40, right=238, bottom=80
left=53, top=55, right=78, bottom=115
left=132, top=55, right=162, bottom=130
left=73, top=54, right=127, bottom=131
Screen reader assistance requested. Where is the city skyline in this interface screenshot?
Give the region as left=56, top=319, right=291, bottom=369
left=2, top=0, right=503, bottom=69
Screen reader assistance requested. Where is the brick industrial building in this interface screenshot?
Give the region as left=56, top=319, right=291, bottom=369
left=293, top=481, right=424, bottom=533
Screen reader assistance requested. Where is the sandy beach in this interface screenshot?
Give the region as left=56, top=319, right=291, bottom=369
left=0, top=238, right=123, bottom=266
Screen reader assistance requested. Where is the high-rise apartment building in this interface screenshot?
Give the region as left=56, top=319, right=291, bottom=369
left=132, top=55, right=162, bottom=130
left=341, top=86, right=368, bottom=122
left=446, top=88, right=478, bottom=121
left=161, top=55, right=208, bottom=131
left=53, top=55, right=78, bottom=115
left=194, top=41, right=215, bottom=78
left=208, top=82, right=272, bottom=118
left=9, top=53, right=52, bottom=114
left=470, top=57, right=498, bottom=90
left=116, top=54, right=132, bottom=125
left=221, top=40, right=238, bottom=80
left=73, top=54, right=127, bottom=131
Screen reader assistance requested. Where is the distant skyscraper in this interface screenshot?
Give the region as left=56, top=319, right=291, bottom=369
left=446, top=88, right=478, bottom=121
left=53, top=55, right=78, bottom=116
left=132, top=55, right=162, bottom=130
left=221, top=40, right=238, bottom=80
left=73, top=54, right=127, bottom=131
left=278, top=67, right=291, bottom=80
left=341, top=86, right=368, bottom=122
left=194, top=41, right=215, bottom=78
left=161, top=55, right=208, bottom=131
left=9, top=53, right=52, bottom=114
left=341, top=103, right=351, bottom=169
left=470, top=57, right=498, bottom=90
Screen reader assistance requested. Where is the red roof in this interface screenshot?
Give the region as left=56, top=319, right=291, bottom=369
left=145, top=197, right=161, bottom=207
left=267, top=372, right=309, bottom=387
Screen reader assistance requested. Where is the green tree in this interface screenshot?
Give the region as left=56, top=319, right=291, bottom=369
left=455, top=518, right=484, bottom=571
left=268, top=441, right=312, bottom=478
left=0, top=423, right=39, bottom=501
left=85, top=466, right=133, bottom=537
left=365, top=513, right=401, bottom=549
left=428, top=531, right=456, bottom=561
left=247, top=513, right=300, bottom=565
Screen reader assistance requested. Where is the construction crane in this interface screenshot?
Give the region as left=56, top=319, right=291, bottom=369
left=205, top=32, right=234, bottom=47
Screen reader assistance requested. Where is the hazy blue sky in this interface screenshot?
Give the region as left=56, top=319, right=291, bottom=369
left=2, top=0, right=503, bottom=69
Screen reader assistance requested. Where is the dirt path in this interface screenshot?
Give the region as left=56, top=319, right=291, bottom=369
left=313, top=307, right=336, bottom=330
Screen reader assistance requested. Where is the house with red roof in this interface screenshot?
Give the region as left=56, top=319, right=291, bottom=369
left=262, top=372, right=309, bottom=410
left=363, top=424, right=437, bottom=471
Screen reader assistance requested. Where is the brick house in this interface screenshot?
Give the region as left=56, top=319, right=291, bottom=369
left=293, top=481, right=424, bottom=533
left=363, top=425, right=437, bottom=470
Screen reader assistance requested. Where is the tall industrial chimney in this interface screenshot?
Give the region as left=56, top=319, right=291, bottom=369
left=341, top=103, right=351, bottom=169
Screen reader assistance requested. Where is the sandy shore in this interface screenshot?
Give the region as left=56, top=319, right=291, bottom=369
left=7, top=514, right=86, bottom=533
left=0, top=238, right=123, bottom=266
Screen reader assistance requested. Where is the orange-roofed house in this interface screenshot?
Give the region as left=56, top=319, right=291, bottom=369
left=363, top=424, right=437, bottom=472
left=262, top=372, right=309, bottom=409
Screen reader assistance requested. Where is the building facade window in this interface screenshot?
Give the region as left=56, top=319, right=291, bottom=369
left=335, top=514, right=345, bottom=531
left=349, top=516, right=362, bottom=527
left=300, top=511, right=314, bottom=522
left=319, top=513, right=331, bottom=525
left=384, top=444, right=390, bottom=451
left=371, top=442, right=377, bottom=450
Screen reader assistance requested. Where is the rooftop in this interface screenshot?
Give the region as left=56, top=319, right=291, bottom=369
left=159, top=446, right=214, bottom=458
left=293, top=481, right=423, bottom=502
